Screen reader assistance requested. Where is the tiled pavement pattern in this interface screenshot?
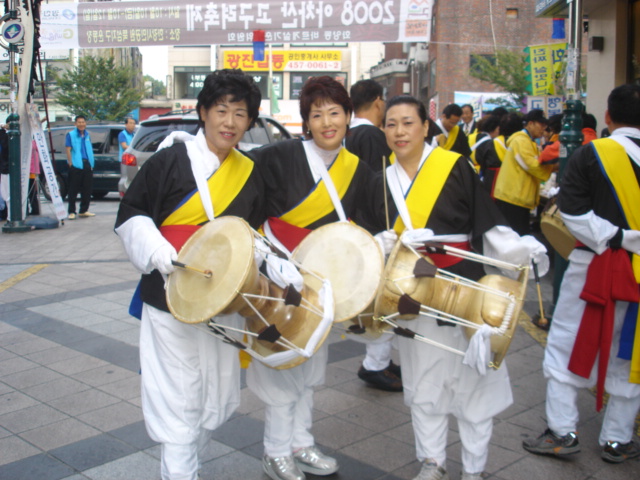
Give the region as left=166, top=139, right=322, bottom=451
left=0, top=196, right=638, bottom=480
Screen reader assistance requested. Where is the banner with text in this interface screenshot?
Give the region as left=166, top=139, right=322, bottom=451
left=524, top=42, right=567, bottom=96
left=223, top=50, right=342, bottom=71
left=40, top=0, right=433, bottom=50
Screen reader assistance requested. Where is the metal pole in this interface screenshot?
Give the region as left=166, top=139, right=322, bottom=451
left=552, top=0, right=585, bottom=312
left=3, top=0, right=30, bottom=232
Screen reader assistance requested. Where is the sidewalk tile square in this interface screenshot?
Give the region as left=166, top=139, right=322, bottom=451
left=76, top=401, right=143, bottom=432
left=210, top=415, right=264, bottom=450
left=0, top=356, right=38, bottom=377
left=48, top=354, right=109, bottom=376
left=50, top=433, right=136, bottom=471
left=1, top=365, right=65, bottom=390
left=97, top=375, right=140, bottom=400
left=2, top=337, right=59, bottom=356
left=20, top=418, right=100, bottom=451
left=83, top=451, right=160, bottom=480
left=0, top=403, right=68, bottom=434
left=0, top=391, right=39, bottom=416
left=22, top=376, right=90, bottom=402
left=0, top=453, right=75, bottom=480
left=108, top=421, right=157, bottom=450
left=0, top=436, right=41, bottom=464
left=48, top=388, right=120, bottom=416
left=71, top=364, right=137, bottom=387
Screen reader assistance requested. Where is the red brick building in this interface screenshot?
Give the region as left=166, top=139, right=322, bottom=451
left=372, top=0, right=562, bottom=115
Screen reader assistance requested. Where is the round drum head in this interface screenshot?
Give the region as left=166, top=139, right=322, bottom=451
left=292, top=223, right=384, bottom=323
left=166, top=216, right=254, bottom=324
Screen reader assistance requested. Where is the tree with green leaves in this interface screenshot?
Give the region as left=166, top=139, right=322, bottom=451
left=53, top=55, right=143, bottom=121
left=470, top=49, right=530, bottom=108
left=144, top=74, right=166, bottom=98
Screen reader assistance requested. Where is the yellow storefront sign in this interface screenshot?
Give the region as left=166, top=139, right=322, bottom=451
left=223, top=50, right=342, bottom=72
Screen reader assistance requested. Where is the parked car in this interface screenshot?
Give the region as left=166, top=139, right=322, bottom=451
left=43, top=123, right=137, bottom=200
left=118, top=111, right=292, bottom=196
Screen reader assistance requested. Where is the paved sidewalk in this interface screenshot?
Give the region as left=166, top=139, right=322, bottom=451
left=0, top=196, right=638, bottom=480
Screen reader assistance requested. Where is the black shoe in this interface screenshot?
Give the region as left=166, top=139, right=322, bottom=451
left=387, top=360, right=402, bottom=379
left=523, top=428, right=580, bottom=456
left=358, top=364, right=402, bottom=392
left=601, top=440, right=640, bottom=463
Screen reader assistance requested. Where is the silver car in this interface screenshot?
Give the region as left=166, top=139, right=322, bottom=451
left=118, top=111, right=292, bottom=196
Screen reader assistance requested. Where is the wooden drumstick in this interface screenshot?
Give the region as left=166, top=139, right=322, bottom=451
left=532, top=262, right=549, bottom=328
left=171, top=260, right=213, bottom=279
left=382, top=155, right=390, bottom=231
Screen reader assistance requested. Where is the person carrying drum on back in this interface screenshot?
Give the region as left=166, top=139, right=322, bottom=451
left=523, top=84, right=640, bottom=464
left=247, top=76, right=380, bottom=480
left=371, top=95, right=549, bottom=480
left=114, top=69, right=265, bottom=480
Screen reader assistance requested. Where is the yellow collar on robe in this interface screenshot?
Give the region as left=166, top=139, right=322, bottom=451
left=438, top=125, right=461, bottom=151
left=392, top=147, right=460, bottom=235
left=592, top=137, right=640, bottom=383
left=161, top=149, right=254, bottom=226
left=494, top=135, right=507, bottom=162
left=279, top=147, right=359, bottom=228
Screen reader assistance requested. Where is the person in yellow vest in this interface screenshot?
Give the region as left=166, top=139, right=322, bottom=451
left=431, top=104, right=472, bottom=157
left=115, top=69, right=265, bottom=480
left=374, top=95, right=548, bottom=480
left=493, top=109, right=556, bottom=235
left=247, top=76, right=377, bottom=480
left=524, top=84, right=640, bottom=463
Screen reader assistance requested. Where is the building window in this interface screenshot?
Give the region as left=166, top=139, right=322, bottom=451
left=174, top=67, right=211, bottom=99
left=506, top=8, right=518, bottom=19
left=289, top=72, right=348, bottom=99
left=249, top=73, right=284, bottom=99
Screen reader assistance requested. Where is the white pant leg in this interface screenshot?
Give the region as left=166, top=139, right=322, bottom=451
left=292, top=387, right=315, bottom=450
left=412, top=403, right=449, bottom=466
left=362, top=339, right=393, bottom=371
left=140, top=305, right=241, bottom=478
left=161, top=443, right=199, bottom=480
left=457, top=417, right=493, bottom=474
left=264, top=402, right=296, bottom=457
left=546, top=378, right=580, bottom=436
left=599, top=393, right=640, bottom=445
left=248, top=343, right=328, bottom=457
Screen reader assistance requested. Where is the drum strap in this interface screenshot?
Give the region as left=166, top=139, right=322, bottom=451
left=278, top=147, right=359, bottom=229
left=161, top=149, right=255, bottom=227
left=389, top=146, right=460, bottom=235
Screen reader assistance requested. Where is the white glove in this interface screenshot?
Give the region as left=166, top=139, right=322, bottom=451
left=150, top=243, right=178, bottom=275
left=254, top=237, right=272, bottom=268
left=622, top=230, right=640, bottom=255
left=374, top=230, right=398, bottom=256
left=528, top=239, right=550, bottom=278
left=265, top=254, right=304, bottom=292
left=401, top=228, right=435, bottom=246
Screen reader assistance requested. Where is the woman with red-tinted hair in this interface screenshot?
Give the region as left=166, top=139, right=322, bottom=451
left=247, top=76, right=376, bottom=480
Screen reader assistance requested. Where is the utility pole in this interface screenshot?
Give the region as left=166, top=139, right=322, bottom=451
left=1, top=0, right=30, bottom=232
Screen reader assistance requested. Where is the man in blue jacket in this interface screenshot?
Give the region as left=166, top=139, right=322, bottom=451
left=65, top=115, right=95, bottom=219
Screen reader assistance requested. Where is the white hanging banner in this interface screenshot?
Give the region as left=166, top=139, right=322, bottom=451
left=40, top=0, right=433, bottom=50
left=26, top=104, right=67, bottom=220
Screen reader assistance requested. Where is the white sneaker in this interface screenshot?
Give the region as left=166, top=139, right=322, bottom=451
left=413, top=460, right=449, bottom=480
left=293, top=446, right=338, bottom=475
left=263, top=454, right=305, bottom=480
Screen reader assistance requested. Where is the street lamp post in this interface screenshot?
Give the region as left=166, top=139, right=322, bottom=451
left=2, top=1, right=30, bottom=232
